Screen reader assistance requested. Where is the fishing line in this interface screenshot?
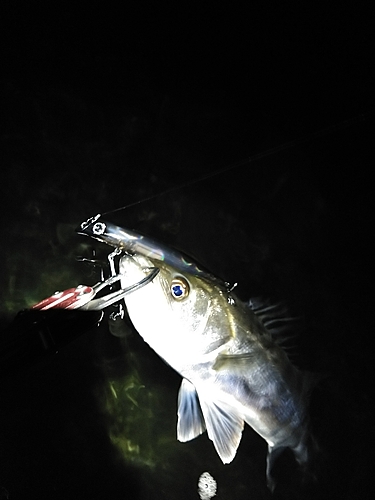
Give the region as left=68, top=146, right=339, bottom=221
left=102, top=110, right=371, bottom=217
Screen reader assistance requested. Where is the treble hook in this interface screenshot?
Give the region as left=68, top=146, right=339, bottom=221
left=79, top=267, right=160, bottom=311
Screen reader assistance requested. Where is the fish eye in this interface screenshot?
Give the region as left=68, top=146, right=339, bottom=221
left=170, top=277, right=190, bottom=301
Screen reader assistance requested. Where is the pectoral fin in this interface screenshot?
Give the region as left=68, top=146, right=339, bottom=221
left=198, top=392, right=245, bottom=464
left=177, top=379, right=245, bottom=464
left=177, top=378, right=206, bottom=442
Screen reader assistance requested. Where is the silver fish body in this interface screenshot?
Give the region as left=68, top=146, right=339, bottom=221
left=78, top=216, right=311, bottom=489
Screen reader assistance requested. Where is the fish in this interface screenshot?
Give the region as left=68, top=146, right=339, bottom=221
left=77, top=215, right=313, bottom=490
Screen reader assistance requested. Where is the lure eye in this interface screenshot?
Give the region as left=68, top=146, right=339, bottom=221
left=170, top=277, right=190, bottom=301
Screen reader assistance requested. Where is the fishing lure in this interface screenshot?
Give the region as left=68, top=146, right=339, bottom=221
left=32, top=246, right=159, bottom=311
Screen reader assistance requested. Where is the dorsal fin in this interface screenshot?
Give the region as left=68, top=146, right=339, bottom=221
left=248, top=297, right=302, bottom=348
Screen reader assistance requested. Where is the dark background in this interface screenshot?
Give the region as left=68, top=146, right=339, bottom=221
left=0, top=2, right=373, bottom=499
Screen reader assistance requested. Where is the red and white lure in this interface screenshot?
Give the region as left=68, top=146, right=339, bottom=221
left=32, top=285, right=95, bottom=310
left=31, top=245, right=159, bottom=312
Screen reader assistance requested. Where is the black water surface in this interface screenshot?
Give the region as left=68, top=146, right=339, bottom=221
left=1, top=2, right=373, bottom=499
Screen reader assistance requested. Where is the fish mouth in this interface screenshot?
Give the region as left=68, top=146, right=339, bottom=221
left=119, top=254, right=160, bottom=291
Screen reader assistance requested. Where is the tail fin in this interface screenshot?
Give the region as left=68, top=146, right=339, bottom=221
left=266, top=427, right=320, bottom=491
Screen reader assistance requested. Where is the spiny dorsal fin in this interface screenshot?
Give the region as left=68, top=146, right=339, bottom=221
left=248, top=297, right=302, bottom=353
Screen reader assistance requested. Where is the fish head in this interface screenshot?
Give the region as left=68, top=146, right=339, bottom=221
left=77, top=216, right=234, bottom=372
left=119, top=253, right=232, bottom=373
